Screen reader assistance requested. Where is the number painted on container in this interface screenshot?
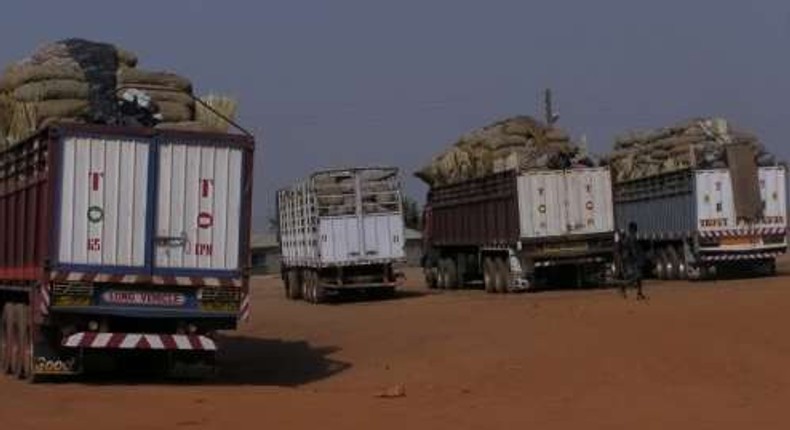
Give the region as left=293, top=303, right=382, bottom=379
left=201, top=179, right=214, bottom=198
left=197, top=212, right=214, bottom=229
left=87, top=206, right=104, bottom=223
left=87, top=238, right=102, bottom=251
left=195, top=243, right=213, bottom=256
left=88, top=172, right=104, bottom=191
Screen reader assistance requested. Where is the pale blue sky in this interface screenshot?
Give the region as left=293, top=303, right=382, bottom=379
left=2, top=1, right=790, bottom=229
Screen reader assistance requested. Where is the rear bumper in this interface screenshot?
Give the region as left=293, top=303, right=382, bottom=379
left=698, top=249, right=786, bottom=262
left=62, top=332, right=217, bottom=351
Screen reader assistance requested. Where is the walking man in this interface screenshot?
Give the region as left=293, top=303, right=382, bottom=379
left=619, top=222, right=646, bottom=300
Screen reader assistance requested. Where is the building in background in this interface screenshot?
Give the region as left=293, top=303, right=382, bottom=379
left=250, top=229, right=423, bottom=275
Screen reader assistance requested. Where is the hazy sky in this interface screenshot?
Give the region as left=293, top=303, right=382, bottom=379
left=2, top=1, right=790, bottom=230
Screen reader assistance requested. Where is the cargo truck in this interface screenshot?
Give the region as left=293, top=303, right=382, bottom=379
left=613, top=165, right=787, bottom=280
left=0, top=124, right=254, bottom=380
left=277, top=167, right=405, bottom=303
left=421, top=167, right=615, bottom=292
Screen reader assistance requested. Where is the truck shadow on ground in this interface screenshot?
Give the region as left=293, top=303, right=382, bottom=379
left=321, top=288, right=428, bottom=305
left=214, top=336, right=350, bottom=386
left=73, top=337, right=350, bottom=387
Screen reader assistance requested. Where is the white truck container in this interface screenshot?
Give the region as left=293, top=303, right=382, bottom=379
left=422, top=167, right=616, bottom=292
left=277, top=167, right=405, bottom=303
left=614, top=166, right=787, bottom=279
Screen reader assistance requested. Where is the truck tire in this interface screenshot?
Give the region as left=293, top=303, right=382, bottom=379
left=1, top=303, right=12, bottom=375
left=495, top=257, right=510, bottom=294
left=483, top=257, right=496, bottom=293
left=300, top=270, right=312, bottom=302
left=665, top=246, right=680, bottom=280
left=444, top=258, right=458, bottom=290
left=654, top=250, right=667, bottom=280
left=15, top=304, right=31, bottom=380
left=7, top=304, right=22, bottom=377
left=287, top=270, right=302, bottom=300
left=674, top=245, right=689, bottom=280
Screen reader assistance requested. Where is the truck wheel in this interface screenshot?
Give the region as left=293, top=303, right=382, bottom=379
left=15, top=304, right=31, bottom=380
left=0, top=303, right=12, bottom=375
left=444, top=258, right=458, bottom=290
left=7, top=304, right=22, bottom=377
left=674, top=245, right=688, bottom=280
left=300, top=270, right=312, bottom=302
left=665, top=247, right=680, bottom=280
left=654, top=250, right=667, bottom=280
left=483, top=258, right=496, bottom=293
left=495, top=257, right=510, bottom=294
left=287, top=270, right=303, bottom=300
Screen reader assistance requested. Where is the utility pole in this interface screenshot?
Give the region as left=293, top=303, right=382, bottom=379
left=544, top=88, right=559, bottom=125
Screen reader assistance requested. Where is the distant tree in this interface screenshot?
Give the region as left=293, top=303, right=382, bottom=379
left=268, top=215, right=279, bottom=234
left=402, top=196, right=422, bottom=230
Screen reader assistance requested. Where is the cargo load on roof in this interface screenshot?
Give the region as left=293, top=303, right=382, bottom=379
left=415, top=116, right=596, bottom=188
left=0, top=38, right=237, bottom=149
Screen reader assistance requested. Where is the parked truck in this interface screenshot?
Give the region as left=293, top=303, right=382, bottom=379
left=0, top=124, right=254, bottom=380
left=277, top=167, right=405, bottom=303
left=422, top=167, right=616, bottom=292
left=613, top=165, right=787, bottom=280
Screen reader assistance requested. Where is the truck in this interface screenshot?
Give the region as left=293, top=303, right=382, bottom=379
left=277, top=167, right=405, bottom=303
left=613, top=165, right=787, bottom=280
left=0, top=123, right=254, bottom=380
left=421, top=167, right=616, bottom=292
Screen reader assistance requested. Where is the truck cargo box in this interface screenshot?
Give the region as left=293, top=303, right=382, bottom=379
left=1, top=124, right=253, bottom=282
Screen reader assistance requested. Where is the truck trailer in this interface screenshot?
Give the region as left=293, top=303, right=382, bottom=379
left=422, top=167, right=615, bottom=292
left=277, top=167, right=405, bottom=303
left=614, top=165, right=787, bottom=280
left=0, top=124, right=254, bottom=380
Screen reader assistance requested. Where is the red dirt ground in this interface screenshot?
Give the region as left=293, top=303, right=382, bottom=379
left=2, top=260, right=790, bottom=429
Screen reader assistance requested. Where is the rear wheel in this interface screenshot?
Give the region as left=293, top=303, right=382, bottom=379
left=444, top=258, right=458, bottom=290
left=0, top=303, right=12, bottom=374
left=494, top=257, right=510, bottom=294
left=8, top=304, right=21, bottom=377
left=300, top=270, right=312, bottom=302
left=286, top=270, right=302, bottom=300
left=15, top=304, right=31, bottom=380
left=675, top=245, right=689, bottom=280
left=665, top=246, right=680, bottom=280
left=483, top=257, right=496, bottom=294
left=654, top=249, right=667, bottom=280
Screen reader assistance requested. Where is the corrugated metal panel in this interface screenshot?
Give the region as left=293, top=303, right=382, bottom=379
left=615, top=193, right=695, bottom=236
left=57, top=136, right=149, bottom=267
left=427, top=171, right=520, bottom=246
left=362, top=214, right=405, bottom=260
left=319, top=217, right=361, bottom=264
left=155, top=140, right=242, bottom=271
left=695, top=170, right=735, bottom=232
left=565, top=168, right=614, bottom=235
left=758, top=167, right=787, bottom=228
left=517, top=168, right=614, bottom=238
left=517, top=171, right=566, bottom=238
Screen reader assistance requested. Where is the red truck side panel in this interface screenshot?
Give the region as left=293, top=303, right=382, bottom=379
left=426, top=171, right=520, bottom=247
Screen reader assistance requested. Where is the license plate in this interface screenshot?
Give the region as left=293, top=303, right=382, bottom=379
left=720, top=236, right=759, bottom=246
left=102, top=291, right=187, bottom=307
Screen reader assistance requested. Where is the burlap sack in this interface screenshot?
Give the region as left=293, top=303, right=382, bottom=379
left=0, top=64, right=86, bottom=91
left=142, top=88, right=194, bottom=107
left=157, top=101, right=194, bottom=122
left=154, top=121, right=210, bottom=132
left=117, top=67, right=192, bottom=92
left=12, top=79, right=90, bottom=102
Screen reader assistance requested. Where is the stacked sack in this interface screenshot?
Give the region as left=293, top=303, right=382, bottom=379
left=0, top=39, right=139, bottom=144
left=416, top=116, right=593, bottom=187
left=0, top=38, right=236, bottom=149
left=608, top=118, right=778, bottom=183
left=314, top=169, right=399, bottom=216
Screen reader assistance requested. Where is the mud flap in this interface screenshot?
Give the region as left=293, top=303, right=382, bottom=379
left=31, top=331, right=81, bottom=377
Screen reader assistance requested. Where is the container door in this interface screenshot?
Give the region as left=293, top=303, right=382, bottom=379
left=757, top=167, right=787, bottom=230
left=319, top=217, right=361, bottom=264
left=564, top=168, right=614, bottom=235
left=361, top=214, right=405, bottom=260
left=517, top=171, right=566, bottom=238
left=154, top=140, right=243, bottom=272
left=57, top=136, right=150, bottom=269
left=695, top=170, right=736, bottom=233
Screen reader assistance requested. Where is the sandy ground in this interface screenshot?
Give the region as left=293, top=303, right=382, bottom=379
left=2, top=260, right=790, bottom=429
